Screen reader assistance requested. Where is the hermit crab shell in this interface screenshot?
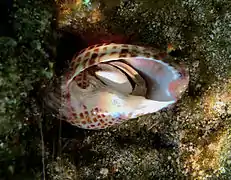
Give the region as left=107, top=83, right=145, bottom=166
left=59, top=43, right=189, bottom=130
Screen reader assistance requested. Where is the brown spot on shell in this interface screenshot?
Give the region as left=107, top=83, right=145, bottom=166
left=72, top=113, right=77, bottom=117
left=87, top=117, right=91, bottom=123
left=94, top=48, right=99, bottom=53
left=90, top=109, right=95, bottom=115
left=95, top=107, right=99, bottom=112
left=100, top=119, right=105, bottom=124
left=120, top=48, right=129, bottom=54
left=80, top=113, right=84, bottom=118
left=82, top=60, right=87, bottom=69
left=119, top=53, right=128, bottom=58
left=91, top=53, right=98, bottom=59
left=75, top=57, right=82, bottom=64
left=119, top=48, right=130, bottom=58
left=88, top=54, right=98, bottom=66
left=85, top=52, right=91, bottom=58
left=109, top=52, right=118, bottom=56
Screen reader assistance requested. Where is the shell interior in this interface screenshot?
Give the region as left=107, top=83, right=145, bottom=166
left=93, top=58, right=181, bottom=102
left=123, top=57, right=181, bottom=102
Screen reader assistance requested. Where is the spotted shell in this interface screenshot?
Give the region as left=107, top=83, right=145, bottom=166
left=53, top=43, right=189, bottom=130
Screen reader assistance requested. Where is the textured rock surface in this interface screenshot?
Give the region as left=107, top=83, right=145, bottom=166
left=0, top=0, right=231, bottom=179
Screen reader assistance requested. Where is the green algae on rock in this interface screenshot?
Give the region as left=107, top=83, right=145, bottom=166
left=0, top=0, right=55, bottom=178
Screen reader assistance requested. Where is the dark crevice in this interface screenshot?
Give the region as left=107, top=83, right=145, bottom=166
left=54, top=30, right=88, bottom=76
left=0, top=0, right=14, bottom=37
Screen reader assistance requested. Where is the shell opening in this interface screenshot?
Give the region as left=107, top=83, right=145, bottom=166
left=124, top=57, right=186, bottom=102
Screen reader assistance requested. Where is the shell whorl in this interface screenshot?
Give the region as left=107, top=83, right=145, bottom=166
left=67, top=43, right=168, bottom=85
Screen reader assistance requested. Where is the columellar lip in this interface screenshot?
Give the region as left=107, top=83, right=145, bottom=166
left=52, top=43, right=190, bottom=130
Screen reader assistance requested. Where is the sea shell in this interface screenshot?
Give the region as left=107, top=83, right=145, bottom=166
left=47, top=43, right=189, bottom=130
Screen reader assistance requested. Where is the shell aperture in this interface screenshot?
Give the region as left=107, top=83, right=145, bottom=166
left=60, top=43, right=189, bottom=130
left=94, top=63, right=134, bottom=95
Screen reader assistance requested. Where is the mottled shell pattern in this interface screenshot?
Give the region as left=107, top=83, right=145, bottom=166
left=59, top=43, right=189, bottom=130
